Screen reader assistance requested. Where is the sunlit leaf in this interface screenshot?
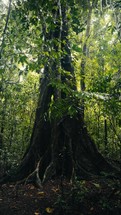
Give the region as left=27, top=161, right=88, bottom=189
left=92, top=183, right=100, bottom=188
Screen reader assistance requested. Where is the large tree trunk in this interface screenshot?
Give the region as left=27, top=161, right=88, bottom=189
left=0, top=1, right=119, bottom=185
left=0, top=108, right=118, bottom=185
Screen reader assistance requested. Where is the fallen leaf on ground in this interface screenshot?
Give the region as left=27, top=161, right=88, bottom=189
left=45, top=207, right=54, bottom=213
left=51, top=188, right=59, bottom=192
left=90, top=207, right=94, bottom=211
left=38, top=191, right=45, bottom=196
left=34, top=212, right=40, bottom=215
left=115, top=190, right=120, bottom=195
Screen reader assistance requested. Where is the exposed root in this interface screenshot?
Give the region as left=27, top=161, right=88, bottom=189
left=0, top=160, right=42, bottom=188
left=23, top=160, right=42, bottom=188
left=42, top=162, right=56, bottom=184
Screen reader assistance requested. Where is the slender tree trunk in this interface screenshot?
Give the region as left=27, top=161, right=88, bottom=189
left=80, top=0, right=92, bottom=118
left=0, top=91, right=7, bottom=149
left=104, top=118, right=108, bottom=151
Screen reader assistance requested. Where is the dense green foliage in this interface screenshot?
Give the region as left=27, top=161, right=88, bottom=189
left=0, top=0, right=121, bottom=173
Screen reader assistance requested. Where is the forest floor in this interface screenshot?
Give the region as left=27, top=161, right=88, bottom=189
left=0, top=177, right=121, bottom=215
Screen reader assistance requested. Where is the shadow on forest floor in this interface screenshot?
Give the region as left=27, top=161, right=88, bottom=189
left=0, top=178, right=121, bottom=215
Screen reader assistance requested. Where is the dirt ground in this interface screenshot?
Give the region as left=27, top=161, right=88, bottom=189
left=0, top=178, right=121, bottom=215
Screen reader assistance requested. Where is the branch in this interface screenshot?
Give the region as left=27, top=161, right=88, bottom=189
left=0, top=0, right=12, bottom=59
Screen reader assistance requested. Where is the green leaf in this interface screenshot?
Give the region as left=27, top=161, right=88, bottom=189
left=92, top=183, right=101, bottom=189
